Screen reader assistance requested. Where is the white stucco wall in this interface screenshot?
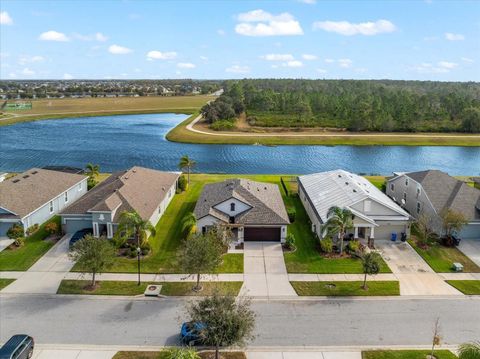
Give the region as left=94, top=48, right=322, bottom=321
left=148, top=182, right=177, bottom=227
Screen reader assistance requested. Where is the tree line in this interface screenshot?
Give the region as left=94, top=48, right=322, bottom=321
left=201, top=79, right=480, bottom=133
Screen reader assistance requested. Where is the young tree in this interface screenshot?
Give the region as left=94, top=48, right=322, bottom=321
left=414, top=213, right=434, bottom=248
left=186, top=293, right=255, bottom=359
left=458, top=341, right=480, bottom=359
left=181, top=212, right=197, bottom=236
left=69, top=235, right=115, bottom=288
left=179, top=232, right=223, bottom=291
left=440, top=209, right=468, bottom=238
left=178, top=155, right=196, bottom=185
left=322, top=206, right=354, bottom=255
left=361, top=252, right=382, bottom=290
left=85, top=163, right=100, bottom=189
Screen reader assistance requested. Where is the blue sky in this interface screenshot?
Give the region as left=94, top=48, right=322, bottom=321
left=1, top=0, right=479, bottom=81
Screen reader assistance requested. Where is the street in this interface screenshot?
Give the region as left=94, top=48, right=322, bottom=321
left=1, top=294, right=479, bottom=347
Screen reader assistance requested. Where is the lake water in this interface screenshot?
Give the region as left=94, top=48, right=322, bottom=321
left=0, top=113, right=479, bottom=175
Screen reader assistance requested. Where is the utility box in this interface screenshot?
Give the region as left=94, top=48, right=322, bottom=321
left=452, top=262, right=464, bottom=272
left=144, top=284, right=162, bottom=297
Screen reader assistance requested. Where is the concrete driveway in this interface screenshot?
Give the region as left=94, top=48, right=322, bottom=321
left=0, top=237, right=14, bottom=252
left=375, top=241, right=461, bottom=296
left=240, top=242, right=296, bottom=297
left=458, top=240, right=480, bottom=267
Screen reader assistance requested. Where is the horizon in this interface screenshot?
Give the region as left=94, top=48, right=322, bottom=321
left=1, top=0, right=479, bottom=81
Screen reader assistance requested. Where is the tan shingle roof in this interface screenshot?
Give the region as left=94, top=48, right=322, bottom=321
left=0, top=168, right=86, bottom=218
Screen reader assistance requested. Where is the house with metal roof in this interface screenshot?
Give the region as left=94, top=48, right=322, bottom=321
left=298, top=170, right=411, bottom=241
left=194, top=178, right=290, bottom=242
left=0, top=168, right=87, bottom=237
left=60, top=166, right=179, bottom=238
left=387, top=170, right=480, bottom=239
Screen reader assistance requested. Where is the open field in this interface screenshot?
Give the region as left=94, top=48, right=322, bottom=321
left=0, top=95, right=211, bottom=126
left=166, top=114, right=480, bottom=146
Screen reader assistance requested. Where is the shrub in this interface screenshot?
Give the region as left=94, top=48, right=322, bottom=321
left=284, top=233, right=296, bottom=250
left=128, top=247, right=137, bottom=258
left=6, top=224, right=24, bottom=239
left=287, top=207, right=296, bottom=222
left=26, top=224, right=39, bottom=236
left=44, top=222, right=59, bottom=235
left=14, top=236, right=25, bottom=247
left=210, top=119, right=236, bottom=131
left=141, top=241, right=151, bottom=255
left=320, top=238, right=333, bottom=253
left=178, top=175, right=188, bottom=192
left=87, top=177, right=98, bottom=190
left=347, top=239, right=360, bottom=253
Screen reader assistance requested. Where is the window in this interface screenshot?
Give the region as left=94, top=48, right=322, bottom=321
left=158, top=205, right=162, bottom=214
left=230, top=202, right=235, bottom=212
left=416, top=202, right=421, bottom=214
left=405, top=178, right=409, bottom=186
left=416, top=187, right=421, bottom=198
left=403, top=192, right=407, bottom=204
left=49, top=201, right=54, bottom=213
left=229, top=216, right=235, bottom=224
left=64, top=191, right=68, bottom=203
left=390, top=183, right=395, bottom=192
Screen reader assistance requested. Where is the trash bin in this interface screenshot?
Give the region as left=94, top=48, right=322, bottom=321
left=391, top=232, right=397, bottom=242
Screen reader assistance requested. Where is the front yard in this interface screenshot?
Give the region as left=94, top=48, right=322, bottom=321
left=0, top=216, right=60, bottom=271
left=446, top=280, right=480, bottom=294
left=0, top=278, right=15, bottom=290
left=362, top=350, right=457, bottom=359
left=409, top=239, right=480, bottom=273
left=113, top=351, right=246, bottom=359
left=291, top=281, right=400, bottom=296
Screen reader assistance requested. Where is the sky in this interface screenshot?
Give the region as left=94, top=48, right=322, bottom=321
left=0, top=0, right=479, bottom=81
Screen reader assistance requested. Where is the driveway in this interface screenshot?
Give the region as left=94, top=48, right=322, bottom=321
left=375, top=241, right=461, bottom=296
left=1, top=234, right=74, bottom=294
left=0, top=237, right=14, bottom=252
left=458, top=240, right=480, bottom=267
left=240, top=242, right=296, bottom=297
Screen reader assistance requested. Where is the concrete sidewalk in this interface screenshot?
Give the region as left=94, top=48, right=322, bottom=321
left=33, top=349, right=116, bottom=359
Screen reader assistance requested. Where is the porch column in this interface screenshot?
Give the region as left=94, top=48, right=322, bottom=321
left=370, top=226, right=375, bottom=239
left=354, top=226, right=359, bottom=239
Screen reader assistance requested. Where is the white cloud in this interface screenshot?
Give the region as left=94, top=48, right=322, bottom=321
left=177, top=62, right=196, bottom=69
left=283, top=60, right=303, bottom=67
left=217, top=29, right=226, bottom=36
left=95, top=32, right=108, bottom=42
left=0, top=11, right=13, bottom=25
left=225, top=65, right=250, bottom=73
left=302, top=54, right=317, bottom=60
left=438, top=61, right=458, bottom=69
left=133, top=68, right=142, bottom=73
left=146, top=50, right=177, bottom=60
left=461, top=57, right=474, bottom=63
left=261, top=53, right=294, bottom=61
left=412, top=61, right=459, bottom=74
left=22, top=67, right=35, bottom=75
left=9, top=72, right=16, bottom=78
left=108, top=44, right=132, bottom=55
left=338, top=58, right=353, bottom=68
left=297, top=0, right=317, bottom=4
left=63, top=73, right=73, bottom=79
left=324, top=58, right=335, bottom=63
left=445, top=32, right=464, bottom=41
left=19, top=55, right=45, bottom=65
left=313, top=19, right=396, bottom=36
left=316, top=68, right=328, bottom=74
left=200, top=56, right=208, bottom=61
left=39, top=30, right=69, bottom=42
left=235, top=9, right=303, bottom=37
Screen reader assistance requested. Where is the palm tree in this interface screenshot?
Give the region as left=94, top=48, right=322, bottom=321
left=322, top=206, right=354, bottom=255
left=85, top=163, right=100, bottom=179
left=115, top=211, right=156, bottom=285
left=458, top=341, right=480, bottom=359
left=181, top=212, right=197, bottom=235
left=178, top=155, right=196, bottom=185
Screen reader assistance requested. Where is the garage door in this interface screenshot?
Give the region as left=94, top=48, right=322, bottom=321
left=63, top=219, right=93, bottom=234
left=244, top=227, right=280, bottom=241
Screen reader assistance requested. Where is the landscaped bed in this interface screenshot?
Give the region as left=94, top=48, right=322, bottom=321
left=291, top=281, right=400, bottom=296
left=57, top=280, right=243, bottom=296
left=0, top=278, right=15, bottom=290
left=409, top=239, right=480, bottom=273
left=113, top=351, right=246, bottom=359
left=362, top=350, right=457, bottom=359
left=446, top=280, right=480, bottom=294
left=0, top=216, right=61, bottom=271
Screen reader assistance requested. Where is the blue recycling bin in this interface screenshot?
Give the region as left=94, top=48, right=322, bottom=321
left=391, top=232, right=397, bottom=242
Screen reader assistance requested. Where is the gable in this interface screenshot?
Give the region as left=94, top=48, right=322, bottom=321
left=350, top=198, right=403, bottom=217
left=213, top=197, right=252, bottom=216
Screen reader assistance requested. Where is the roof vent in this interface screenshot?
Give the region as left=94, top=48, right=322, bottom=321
left=132, top=169, right=137, bottom=173
left=22, top=175, right=29, bottom=179
left=162, top=186, right=165, bottom=191
left=338, top=174, right=342, bottom=178
left=31, top=171, right=38, bottom=175
left=264, top=186, right=267, bottom=190
left=345, top=182, right=349, bottom=186
left=353, top=189, right=357, bottom=193
left=12, top=179, right=20, bottom=183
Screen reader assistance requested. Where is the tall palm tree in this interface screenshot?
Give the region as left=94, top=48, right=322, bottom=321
left=178, top=155, right=196, bottom=185
left=458, top=341, right=480, bottom=359
left=85, top=163, right=100, bottom=179
left=181, top=212, right=197, bottom=235
left=322, top=206, right=354, bottom=255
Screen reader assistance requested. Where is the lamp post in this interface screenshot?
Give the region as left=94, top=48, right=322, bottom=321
left=136, top=244, right=141, bottom=286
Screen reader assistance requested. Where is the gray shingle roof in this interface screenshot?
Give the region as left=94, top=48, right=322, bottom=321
left=406, top=170, right=480, bottom=221
left=0, top=168, right=86, bottom=218
left=194, top=179, right=290, bottom=225
left=61, top=166, right=179, bottom=222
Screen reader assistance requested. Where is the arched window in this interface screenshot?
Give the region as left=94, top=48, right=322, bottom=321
left=230, top=202, right=235, bottom=212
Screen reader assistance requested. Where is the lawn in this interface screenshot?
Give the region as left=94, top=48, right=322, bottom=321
left=0, top=278, right=15, bottom=290
left=1, top=95, right=211, bottom=127
left=409, top=239, right=480, bottom=273
left=0, top=216, right=60, bottom=271
left=291, top=281, right=400, bottom=296
left=362, top=350, right=457, bottom=359
left=57, top=280, right=243, bottom=296
left=113, top=351, right=246, bottom=359
left=446, top=280, right=480, bottom=294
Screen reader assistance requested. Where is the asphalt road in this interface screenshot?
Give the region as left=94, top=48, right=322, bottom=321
left=1, top=295, right=479, bottom=347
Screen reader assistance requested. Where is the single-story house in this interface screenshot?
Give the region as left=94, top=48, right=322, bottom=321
left=298, top=170, right=411, bottom=241
left=60, top=166, right=180, bottom=238
left=194, top=178, right=290, bottom=243
left=0, top=168, right=88, bottom=237
left=386, top=170, right=480, bottom=239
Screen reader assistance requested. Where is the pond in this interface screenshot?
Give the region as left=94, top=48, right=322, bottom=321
left=0, top=113, right=479, bottom=175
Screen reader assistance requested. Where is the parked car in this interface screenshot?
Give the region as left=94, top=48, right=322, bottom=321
left=0, top=334, right=34, bottom=359
left=69, top=228, right=93, bottom=248
left=180, top=321, right=206, bottom=346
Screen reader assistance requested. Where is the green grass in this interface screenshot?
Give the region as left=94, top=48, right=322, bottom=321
left=0, top=216, right=60, bottom=271
left=113, top=351, right=246, bottom=359
left=0, top=278, right=15, bottom=290
left=409, top=239, right=480, bottom=273
left=362, top=350, right=457, bottom=359
left=446, top=280, right=480, bottom=294
left=291, top=281, right=400, bottom=296
left=57, top=280, right=242, bottom=296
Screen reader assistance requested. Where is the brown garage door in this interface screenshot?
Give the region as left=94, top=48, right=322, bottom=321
left=244, top=227, right=280, bottom=241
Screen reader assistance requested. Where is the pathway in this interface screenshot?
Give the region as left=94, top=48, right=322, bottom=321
left=240, top=242, right=296, bottom=297
left=375, top=241, right=461, bottom=296
left=1, top=234, right=75, bottom=294
left=458, top=240, right=480, bottom=267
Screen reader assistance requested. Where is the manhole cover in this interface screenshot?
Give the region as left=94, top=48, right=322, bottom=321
left=325, top=283, right=336, bottom=289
